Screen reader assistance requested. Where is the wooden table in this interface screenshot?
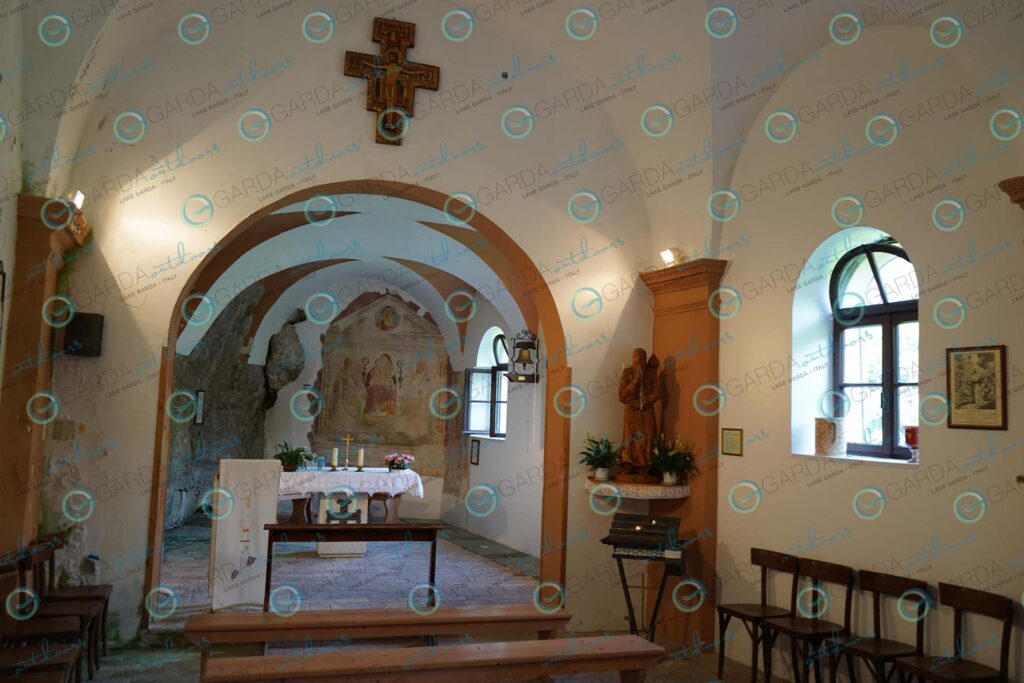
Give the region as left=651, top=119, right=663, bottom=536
left=262, top=523, right=441, bottom=612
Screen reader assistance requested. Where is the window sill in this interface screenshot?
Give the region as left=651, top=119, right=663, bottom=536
left=792, top=451, right=919, bottom=468
left=465, top=434, right=507, bottom=442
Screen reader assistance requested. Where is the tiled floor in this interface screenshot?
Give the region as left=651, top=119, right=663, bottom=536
left=156, top=517, right=539, bottom=630
left=91, top=644, right=751, bottom=682
left=92, top=520, right=751, bottom=681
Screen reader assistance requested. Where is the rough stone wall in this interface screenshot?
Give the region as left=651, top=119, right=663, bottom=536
left=164, top=285, right=271, bottom=529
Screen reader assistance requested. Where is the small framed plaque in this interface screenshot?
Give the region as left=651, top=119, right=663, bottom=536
left=721, top=428, right=743, bottom=456
left=470, top=438, right=481, bottom=465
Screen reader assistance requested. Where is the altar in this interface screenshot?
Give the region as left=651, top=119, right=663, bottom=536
left=279, top=467, right=424, bottom=557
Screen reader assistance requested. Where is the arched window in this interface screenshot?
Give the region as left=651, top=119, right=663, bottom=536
left=465, top=326, right=509, bottom=438
left=829, top=240, right=918, bottom=458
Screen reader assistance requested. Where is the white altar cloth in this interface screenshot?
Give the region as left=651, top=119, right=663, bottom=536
left=278, top=467, right=424, bottom=498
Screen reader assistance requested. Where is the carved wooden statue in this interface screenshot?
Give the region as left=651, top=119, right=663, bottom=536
left=618, top=348, right=661, bottom=469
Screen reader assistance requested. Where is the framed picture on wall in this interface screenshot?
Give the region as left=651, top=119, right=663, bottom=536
left=721, top=428, right=743, bottom=456
left=470, top=438, right=480, bottom=465
left=946, top=345, right=1007, bottom=430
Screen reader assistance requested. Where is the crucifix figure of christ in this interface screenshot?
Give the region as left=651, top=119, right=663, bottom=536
left=343, top=17, right=440, bottom=145
left=342, top=433, right=354, bottom=470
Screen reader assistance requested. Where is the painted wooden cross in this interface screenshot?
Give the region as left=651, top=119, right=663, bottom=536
left=343, top=18, right=440, bottom=146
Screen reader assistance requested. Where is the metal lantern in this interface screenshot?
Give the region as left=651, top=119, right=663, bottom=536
left=506, top=330, right=539, bottom=383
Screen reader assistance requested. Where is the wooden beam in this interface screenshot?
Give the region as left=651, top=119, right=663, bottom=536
left=0, top=195, right=91, bottom=553
left=639, top=258, right=727, bottom=648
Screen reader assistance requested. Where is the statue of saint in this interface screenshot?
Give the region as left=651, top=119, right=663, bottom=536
left=618, top=348, right=661, bottom=470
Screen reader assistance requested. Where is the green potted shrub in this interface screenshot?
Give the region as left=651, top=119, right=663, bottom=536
left=578, top=435, right=618, bottom=481
left=274, top=441, right=311, bottom=472
left=650, top=435, right=696, bottom=485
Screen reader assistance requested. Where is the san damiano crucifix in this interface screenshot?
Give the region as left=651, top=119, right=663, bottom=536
left=343, top=18, right=440, bottom=146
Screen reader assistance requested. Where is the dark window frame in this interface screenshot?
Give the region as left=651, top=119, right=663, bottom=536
left=464, top=333, right=509, bottom=439
left=829, top=243, right=918, bottom=459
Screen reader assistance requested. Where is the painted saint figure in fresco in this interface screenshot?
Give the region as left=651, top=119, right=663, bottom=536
left=363, top=353, right=398, bottom=416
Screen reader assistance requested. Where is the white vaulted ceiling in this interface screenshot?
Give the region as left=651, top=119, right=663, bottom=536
left=175, top=194, right=528, bottom=361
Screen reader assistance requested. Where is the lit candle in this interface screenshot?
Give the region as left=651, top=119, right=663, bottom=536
left=357, top=448, right=364, bottom=469
left=331, top=447, right=338, bottom=469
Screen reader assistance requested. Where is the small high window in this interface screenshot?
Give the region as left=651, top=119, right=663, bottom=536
left=465, top=327, right=508, bottom=438
left=830, top=241, right=918, bottom=458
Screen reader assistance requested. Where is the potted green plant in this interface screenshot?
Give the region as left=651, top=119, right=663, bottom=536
left=578, top=435, right=618, bottom=481
left=274, top=441, right=311, bottom=472
left=650, top=435, right=696, bottom=485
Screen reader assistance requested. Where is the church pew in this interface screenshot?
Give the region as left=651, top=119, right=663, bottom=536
left=200, top=635, right=664, bottom=682
left=185, top=605, right=570, bottom=668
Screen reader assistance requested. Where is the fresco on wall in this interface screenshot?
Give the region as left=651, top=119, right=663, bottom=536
left=316, top=293, right=451, bottom=475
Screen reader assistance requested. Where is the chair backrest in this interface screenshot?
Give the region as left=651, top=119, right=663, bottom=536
left=939, top=583, right=1014, bottom=679
left=19, top=530, right=69, bottom=598
left=795, top=558, right=855, bottom=631
left=750, top=547, right=799, bottom=612
left=858, top=569, right=930, bottom=652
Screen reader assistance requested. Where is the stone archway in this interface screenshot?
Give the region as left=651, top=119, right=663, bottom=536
left=142, top=180, right=572, bottom=625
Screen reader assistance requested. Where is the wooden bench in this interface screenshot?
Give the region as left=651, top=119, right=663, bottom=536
left=186, top=605, right=570, bottom=666
left=201, top=634, right=664, bottom=682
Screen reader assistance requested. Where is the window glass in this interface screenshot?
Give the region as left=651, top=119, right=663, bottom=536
left=496, top=372, right=509, bottom=403
left=836, top=254, right=875, bottom=307
left=874, top=252, right=919, bottom=303
left=495, top=403, right=507, bottom=435
left=469, top=372, right=491, bottom=402
left=467, top=403, right=490, bottom=432
left=477, top=327, right=507, bottom=366
left=897, top=322, right=919, bottom=383
left=829, top=242, right=919, bottom=458
left=493, top=335, right=509, bottom=365
left=897, top=386, right=918, bottom=447
left=842, top=325, right=882, bottom=384
left=843, top=386, right=883, bottom=445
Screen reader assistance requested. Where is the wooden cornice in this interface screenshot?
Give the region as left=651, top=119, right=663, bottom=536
left=998, top=177, right=1024, bottom=210
left=639, top=258, right=728, bottom=295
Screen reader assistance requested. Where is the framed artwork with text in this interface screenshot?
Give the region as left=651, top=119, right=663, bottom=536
left=946, top=345, right=1007, bottom=430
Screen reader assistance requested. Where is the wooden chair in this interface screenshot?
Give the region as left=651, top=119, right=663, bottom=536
left=0, top=642, right=83, bottom=683
left=30, top=532, right=112, bottom=658
left=200, top=635, right=664, bottom=682
left=717, top=548, right=799, bottom=682
left=894, top=583, right=1013, bottom=683
left=830, top=570, right=930, bottom=682
left=763, top=557, right=855, bottom=683
left=21, top=545, right=102, bottom=679
left=0, top=555, right=85, bottom=682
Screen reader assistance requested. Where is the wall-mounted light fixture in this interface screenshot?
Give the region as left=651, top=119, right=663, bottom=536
left=660, top=247, right=682, bottom=266
left=506, top=330, right=539, bottom=383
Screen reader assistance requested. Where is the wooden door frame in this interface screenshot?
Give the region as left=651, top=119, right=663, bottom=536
left=142, top=180, right=571, bottom=627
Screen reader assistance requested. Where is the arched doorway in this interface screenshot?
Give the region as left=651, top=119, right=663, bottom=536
left=142, top=180, right=572, bottom=625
